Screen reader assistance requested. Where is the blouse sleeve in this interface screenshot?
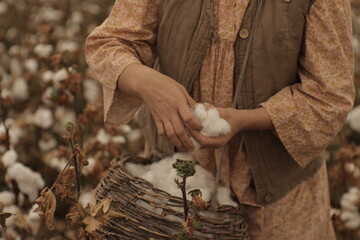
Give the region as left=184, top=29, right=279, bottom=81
left=259, top=0, right=355, bottom=168
left=85, top=0, right=160, bottom=126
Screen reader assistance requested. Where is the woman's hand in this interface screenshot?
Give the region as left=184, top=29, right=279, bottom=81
left=188, top=104, right=275, bottom=149
left=117, top=63, right=202, bottom=152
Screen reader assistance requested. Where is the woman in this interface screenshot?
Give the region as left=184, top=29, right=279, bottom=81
left=85, top=0, right=355, bottom=239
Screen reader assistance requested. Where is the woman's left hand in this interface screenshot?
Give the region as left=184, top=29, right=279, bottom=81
left=187, top=105, right=244, bottom=149
left=187, top=104, right=275, bottom=149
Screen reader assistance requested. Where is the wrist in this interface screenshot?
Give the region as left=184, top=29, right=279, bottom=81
left=237, top=107, right=274, bottom=131
left=117, top=63, right=145, bottom=97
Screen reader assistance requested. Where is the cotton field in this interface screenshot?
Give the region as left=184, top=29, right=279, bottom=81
left=0, top=0, right=360, bottom=239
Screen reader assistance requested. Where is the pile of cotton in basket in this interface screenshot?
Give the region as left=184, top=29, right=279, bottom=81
left=190, top=104, right=231, bottom=150
left=125, top=152, right=238, bottom=207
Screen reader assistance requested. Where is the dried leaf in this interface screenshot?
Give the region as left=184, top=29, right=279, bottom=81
left=0, top=212, right=13, bottom=230
left=35, top=187, right=57, bottom=230
left=53, top=167, right=76, bottom=202
left=66, top=205, right=81, bottom=225
left=182, top=220, right=194, bottom=236
left=82, top=197, right=124, bottom=233
left=191, top=196, right=208, bottom=211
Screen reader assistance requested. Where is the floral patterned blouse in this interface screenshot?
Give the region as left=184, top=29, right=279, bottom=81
left=85, top=0, right=355, bottom=239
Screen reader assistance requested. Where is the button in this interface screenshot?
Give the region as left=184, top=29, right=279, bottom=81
left=239, top=29, right=250, bottom=39
left=264, top=193, right=273, bottom=203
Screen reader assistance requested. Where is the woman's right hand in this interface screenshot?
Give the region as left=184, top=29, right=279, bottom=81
left=117, top=63, right=202, bottom=152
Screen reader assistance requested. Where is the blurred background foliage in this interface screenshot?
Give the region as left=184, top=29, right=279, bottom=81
left=0, top=0, right=359, bottom=239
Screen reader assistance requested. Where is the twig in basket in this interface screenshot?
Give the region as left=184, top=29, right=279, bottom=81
left=172, top=159, right=196, bottom=222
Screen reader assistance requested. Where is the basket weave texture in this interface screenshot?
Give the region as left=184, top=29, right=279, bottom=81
left=94, top=154, right=251, bottom=240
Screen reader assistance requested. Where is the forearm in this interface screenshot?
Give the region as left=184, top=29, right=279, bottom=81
left=236, top=107, right=275, bottom=131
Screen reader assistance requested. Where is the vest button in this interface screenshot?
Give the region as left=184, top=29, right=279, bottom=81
left=239, top=29, right=250, bottom=39
left=264, top=193, right=273, bottom=203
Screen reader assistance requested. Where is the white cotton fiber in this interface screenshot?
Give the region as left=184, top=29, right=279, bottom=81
left=0, top=191, right=15, bottom=207
left=191, top=104, right=231, bottom=150
left=81, top=158, right=96, bottom=176
left=33, top=107, right=53, bottom=129
left=24, top=58, right=38, bottom=73
left=340, top=187, right=360, bottom=230
left=347, top=105, right=360, bottom=133
left=125, top=152, right=238, bottom=208
left=34, top=44, right=53, bottom=58
left=96, top=128, right=111, bottom=145
left=216, top=186, right=238, bottom=207
left=79, top=191, right=95, bottom=208
left=11, top=78, right=29, bottom=101
left=52, top=68, right=69, bottom=85
left=1, top=149, right=17, bottom=167
left=6, top=163, right=45, bottom=202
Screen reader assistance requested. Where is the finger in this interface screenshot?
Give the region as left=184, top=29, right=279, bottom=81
left=188, top=128, right=225, bottom=149
left=155, top=120, right=166, bottom=139
left=163, top=121, right=186, bottom=151
left=178, top=104, right=203, bottom=131
left=171, top=115, right=195, bottom=152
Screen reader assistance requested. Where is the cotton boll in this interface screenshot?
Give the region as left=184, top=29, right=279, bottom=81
left=340, top=210, right=360, bottom=230
left=24, top=59, right=38, bottom=73
left=26, top=204, right=42, bottom=235
left=340, top=187, right=360, bottom=230
left=6, top=27, right=18, bottom=41
left=127, top=129, right=142, bottom=142
left=1, top=149, right=17, bottom=167
left=33, top=107, right=53, bottom=129
left=41, top=70, right=54, bottom=84
left=57, top=40, right=79, bottom=53
left=81, top=158, right=96, bottom=176
left=3, top=205, right=20, bottom=228
left=83, top=78, right=101, bottom=104
left=0, top=2, right=8, bottom=15
left=53, top=107, right=76, bottom=134
left=49, top=157, right=68, bottom=172
left=347, top=105, right=360, bottom=133
left=0, top=191, right=15, bottom=207
left=10, top=57, right=22, bottom=76
left=345, top=163, right=360, bottom=178
left=118, top=124, right=132, bottom=134
left=34, top=44, right=53, bottom=58
left=8, top=124, right=24, bottom=146
left=11, top=78, right=29, bottom=101
left=39, top=7, right=63, bottom=22
left=81, top=2, right=101, bottom=14
left=112, top=135, right=126, bottom=144
left=42, top=87, right=54, bottom=106
left=71, top=11, right=84, bottom=25
left=1, top=88, right=12, bottom=100
left=52, top=68, right=69, bottom=87
left=79, top=191, right=94, bottom=208
left=6, top=163, right=45, bottom=202
left=96, top=128, right=111, bottom=145
left=38, top=138, right=57, bottom=152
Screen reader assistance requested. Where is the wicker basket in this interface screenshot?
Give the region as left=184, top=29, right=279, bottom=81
left=94, top=154, right=250, bottom=240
